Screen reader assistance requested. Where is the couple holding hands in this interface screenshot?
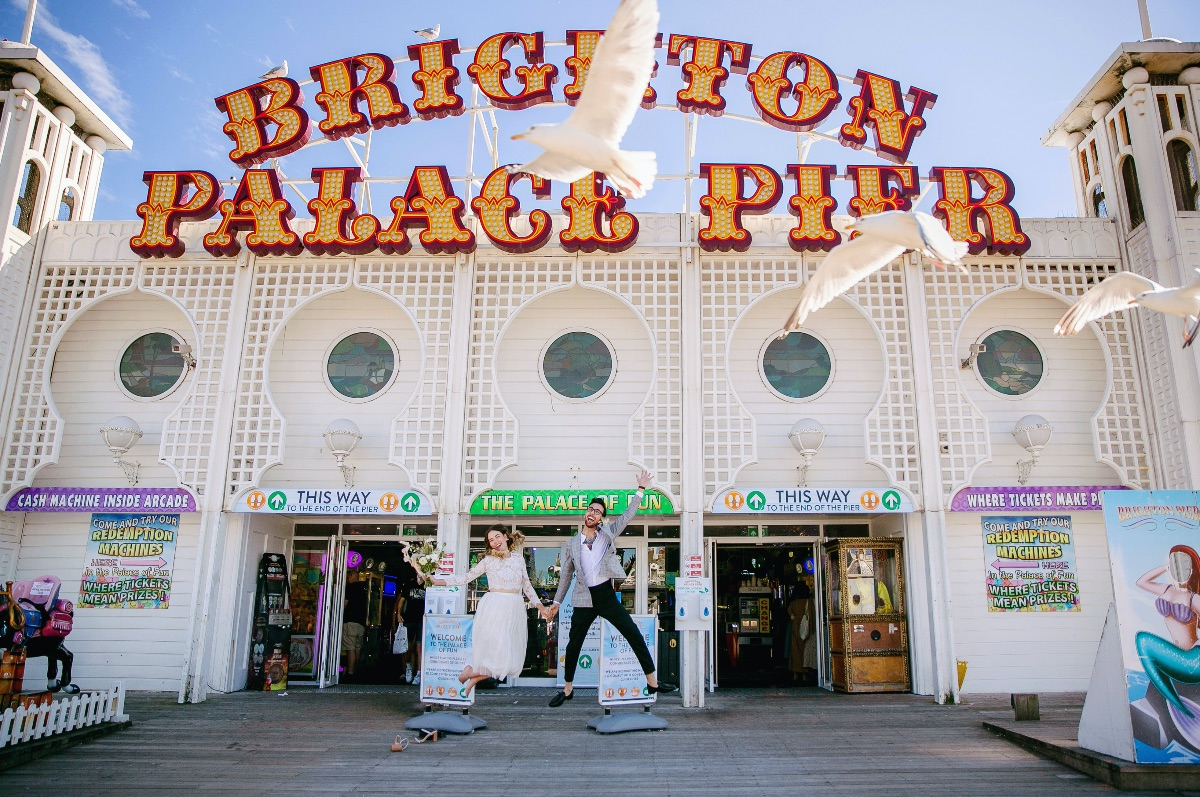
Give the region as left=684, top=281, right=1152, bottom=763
left=426, top=469, right=675, bottom=703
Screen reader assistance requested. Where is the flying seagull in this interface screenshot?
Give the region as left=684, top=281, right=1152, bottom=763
left=414, top=24, right=441, bottom=41
left=1055, top=270, right=1200, bottom=348
left=506, top=0, right=658, bottom=199
left=782, top=210, right=970, bottom=336
left=259, top=60, right=288, bottom=80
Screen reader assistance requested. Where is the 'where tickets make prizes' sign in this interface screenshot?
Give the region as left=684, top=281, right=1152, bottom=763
left=419, top=615, right=474, bottom=706
left=599, top=615, right=658, bottom=707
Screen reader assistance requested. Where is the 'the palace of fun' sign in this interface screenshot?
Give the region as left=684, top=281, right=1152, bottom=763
left=129, top=29, right=1030, bottom=260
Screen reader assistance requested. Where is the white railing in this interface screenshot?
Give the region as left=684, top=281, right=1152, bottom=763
left=0, top=682, right=127, bottom=748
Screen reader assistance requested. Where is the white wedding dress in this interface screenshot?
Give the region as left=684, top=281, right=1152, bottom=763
left=441, top=552, right=540, bottom=680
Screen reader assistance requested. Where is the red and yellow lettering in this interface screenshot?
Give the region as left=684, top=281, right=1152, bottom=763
left=202, top=169, right=301, bottom=256
left=471, top=167, right=552, bottom=253
left=564, top=30, right=660, bottom=109
left=376, top=166, right=475, bottom=255
left=839, top=71, right=936, bottom=164
left=845, top=165, right=918, bottom=217
left=467, top=32, right=558, bottom=110
left=310, top=53, right=410, bottom=140
left=667, top=35, right=751, bottom=115
left=785, top=165, right=840, bottom=253
left=747, top=52, right=840, bottom=132
left=698, top=164, right=782, bottom=252
left=214, top=78, right=311, bottom=167
left=928, top=167, right=1030, bottom=255
left=304, top=167, right=380, bottom=256
left=130, top=171, right=223, bottom=258
left=559, top=175, right=638, bottom=253
left=408, top=40, right=465, bottom=120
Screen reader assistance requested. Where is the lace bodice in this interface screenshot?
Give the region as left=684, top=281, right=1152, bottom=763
left=442, top=552, right=541, bottom=604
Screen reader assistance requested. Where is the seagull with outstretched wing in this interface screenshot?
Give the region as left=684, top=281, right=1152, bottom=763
left=414, top=24, right=440, bottom=41
left=507, top=0, right=658, bottom=199
left=781, top=210, right=970, bottom=336
left=1055, top=270, right=1200, bottom=348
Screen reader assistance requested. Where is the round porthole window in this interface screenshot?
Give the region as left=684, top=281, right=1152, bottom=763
left=118, top=331, right=187, bottom=399
left=325, top=330, right=396, bottom=400
left=761, top=332, right=833, bottom=400
left=975, top=329, right=1044, bottom=396
left=541, top=330, right=615, bottom=400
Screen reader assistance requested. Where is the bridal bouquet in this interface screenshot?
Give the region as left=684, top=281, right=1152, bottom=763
left=403, top=540, right=446, bottom=580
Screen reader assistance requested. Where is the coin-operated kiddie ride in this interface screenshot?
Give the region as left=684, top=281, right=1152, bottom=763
left=0, top=576, right=78, bottom=700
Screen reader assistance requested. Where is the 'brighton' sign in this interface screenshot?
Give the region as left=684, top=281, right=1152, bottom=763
left=129, top=29, right=1029, bottom=260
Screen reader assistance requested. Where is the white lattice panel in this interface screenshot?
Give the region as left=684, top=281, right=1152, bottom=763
left=1126, top=227, right=1188, bottom=487
left=142, top=262, right=239, bottom=495
left=925, top=262, right=1021, bottom=495
left=356, top=260, right=455, bottom=498
left=2, top=263, right=137, bottom=492
left=466, top=257, right=574, bottom=499
left=844, top=262, right=921, bottom=497
left=580, top=257, right=682, bottom=498
left=0, top=235, right=34, bottom=416
left=699, top=256, right=798, bottom=497
left=228, top=261, right=351, bottom=492
left=1024, top=262, right=1150, bottom=487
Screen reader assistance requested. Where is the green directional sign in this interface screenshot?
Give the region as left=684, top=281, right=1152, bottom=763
left=882, top=490, right=902, bottom=511
left=471, top=489, right=674, bottom=516
left=578, top=655, right=594, bottom=669
left=401, top=492, right=421, bottom=512
left=268, top=491, right=287, bottom=511
left=747, top=491, right=767, bottom=511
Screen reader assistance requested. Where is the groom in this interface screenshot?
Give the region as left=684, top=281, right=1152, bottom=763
left=546, top=469, right=675, bottom=706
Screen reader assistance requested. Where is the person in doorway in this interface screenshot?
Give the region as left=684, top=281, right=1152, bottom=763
left=426, top=525, right=551, bottom=697
left=391, top=588, right=411, bottom=684
left=342, top=569, right=368, bottom=679
left=788, top=582, right=817, bottom=686
left=545, top=469, right=676, bottom=706
left=403, top=577, right=426, bottom=684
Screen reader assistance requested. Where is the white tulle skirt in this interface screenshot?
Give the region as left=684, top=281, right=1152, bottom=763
left=470, top=592, right=528, bottom=680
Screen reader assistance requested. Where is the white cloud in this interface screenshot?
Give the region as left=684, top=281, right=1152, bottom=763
left=18, top=1, right=134, bottom=127
left=168, top=67, right=193, bottom=84
left=110, top=0, right=149, bottom=18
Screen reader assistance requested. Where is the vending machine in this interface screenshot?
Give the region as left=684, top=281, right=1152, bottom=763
left=247, top=553, right=292, bottom=691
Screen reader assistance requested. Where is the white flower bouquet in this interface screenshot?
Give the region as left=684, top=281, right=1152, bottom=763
left=403, top=540, right=447, bottom=580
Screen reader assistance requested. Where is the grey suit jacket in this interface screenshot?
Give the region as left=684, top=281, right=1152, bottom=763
left=552, top=490, right=642, bottom=608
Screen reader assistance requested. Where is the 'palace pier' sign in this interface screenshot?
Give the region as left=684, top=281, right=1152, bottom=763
left=129, top=29, right=1030, bottom=259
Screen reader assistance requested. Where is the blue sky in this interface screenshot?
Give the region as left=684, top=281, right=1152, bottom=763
left=6, top=0, right=1200, bottom=222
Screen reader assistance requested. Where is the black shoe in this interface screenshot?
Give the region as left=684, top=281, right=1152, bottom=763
left=548, top=690, right=573, bottom=707
left=645, top=682, right=677, bottom=695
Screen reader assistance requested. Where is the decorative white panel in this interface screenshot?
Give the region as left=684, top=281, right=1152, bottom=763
left=356, top=260, right=455, bottom=499
left=1126, top=226, right=1188, bottom=488
left=0, top=235, right=34, bottom=414
left=465, top=257, right=574, bottom=499
left=844, top=262, right=921, bottom=498
left=142, top=262, right=239, bottom=495
left=1, top=263, right=137, bottom=493
left=580, top=256, right=682, bottom=499
left=924, top=262, right=1021, bottom=495
left=228, top=261, right=351, bottom=493
left=699, top=255, right=797, bottom=498
left=1024, top=262, right=1150, bottom=487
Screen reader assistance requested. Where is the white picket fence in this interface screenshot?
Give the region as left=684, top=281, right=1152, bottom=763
left=0, top=682, right=127, bottom=748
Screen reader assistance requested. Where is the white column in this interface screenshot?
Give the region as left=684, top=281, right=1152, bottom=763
left=679, top=214, right=705, bottom=707
left=901, top=254, right=959, bottom=703
left=179, top=254, right=259, bottom=702
left=0, top=74, right=42, bottom=238
left=36, top=105, right=76, bottom=230
left=437, top=249, right=478, bottom=600
left=79, top=136, right=107, bottom=220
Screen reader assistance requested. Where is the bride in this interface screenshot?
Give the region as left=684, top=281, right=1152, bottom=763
left=426, top=525, right=550, bottom=696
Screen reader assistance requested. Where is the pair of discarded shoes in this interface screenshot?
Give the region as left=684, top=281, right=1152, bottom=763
left=390, top=730, right=438, bottom=751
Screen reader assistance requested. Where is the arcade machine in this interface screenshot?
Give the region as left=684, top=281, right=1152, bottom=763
left=248, top=553, right=292, bottom=691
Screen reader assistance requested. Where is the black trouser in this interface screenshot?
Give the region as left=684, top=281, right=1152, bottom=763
left=563, top=581, right=655, bottom=683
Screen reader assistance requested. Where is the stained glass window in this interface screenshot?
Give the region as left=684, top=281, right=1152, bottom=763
left=119, top=332, right=186, bottom=398
left=977, top=330, right=1043, bottom=396
left=762, top=333, right=832, bottom=400
left=542, top=331, right=613, bottom=399
left=326, top=331, right=396, bottom=399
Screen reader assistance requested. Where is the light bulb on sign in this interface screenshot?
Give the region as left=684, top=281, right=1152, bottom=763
left=347, top=550, right=363, bottom=569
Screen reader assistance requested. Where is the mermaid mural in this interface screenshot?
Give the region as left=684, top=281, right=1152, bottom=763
left=1136, top=546, right=1200, bottom=723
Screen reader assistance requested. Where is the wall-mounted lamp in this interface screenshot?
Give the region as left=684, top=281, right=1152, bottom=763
left=324, top=419, right=362, bottom=488
left=100, top=416, right=143, bottom=486
left=1012, top=414, right=1053, bottom=485
left=960, top=342, right=987, bottom=370
left=788, top=418, right=826, bottom=487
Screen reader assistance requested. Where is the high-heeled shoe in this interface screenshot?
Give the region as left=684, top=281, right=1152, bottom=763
left=548, top=689, right=573, bottom=707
